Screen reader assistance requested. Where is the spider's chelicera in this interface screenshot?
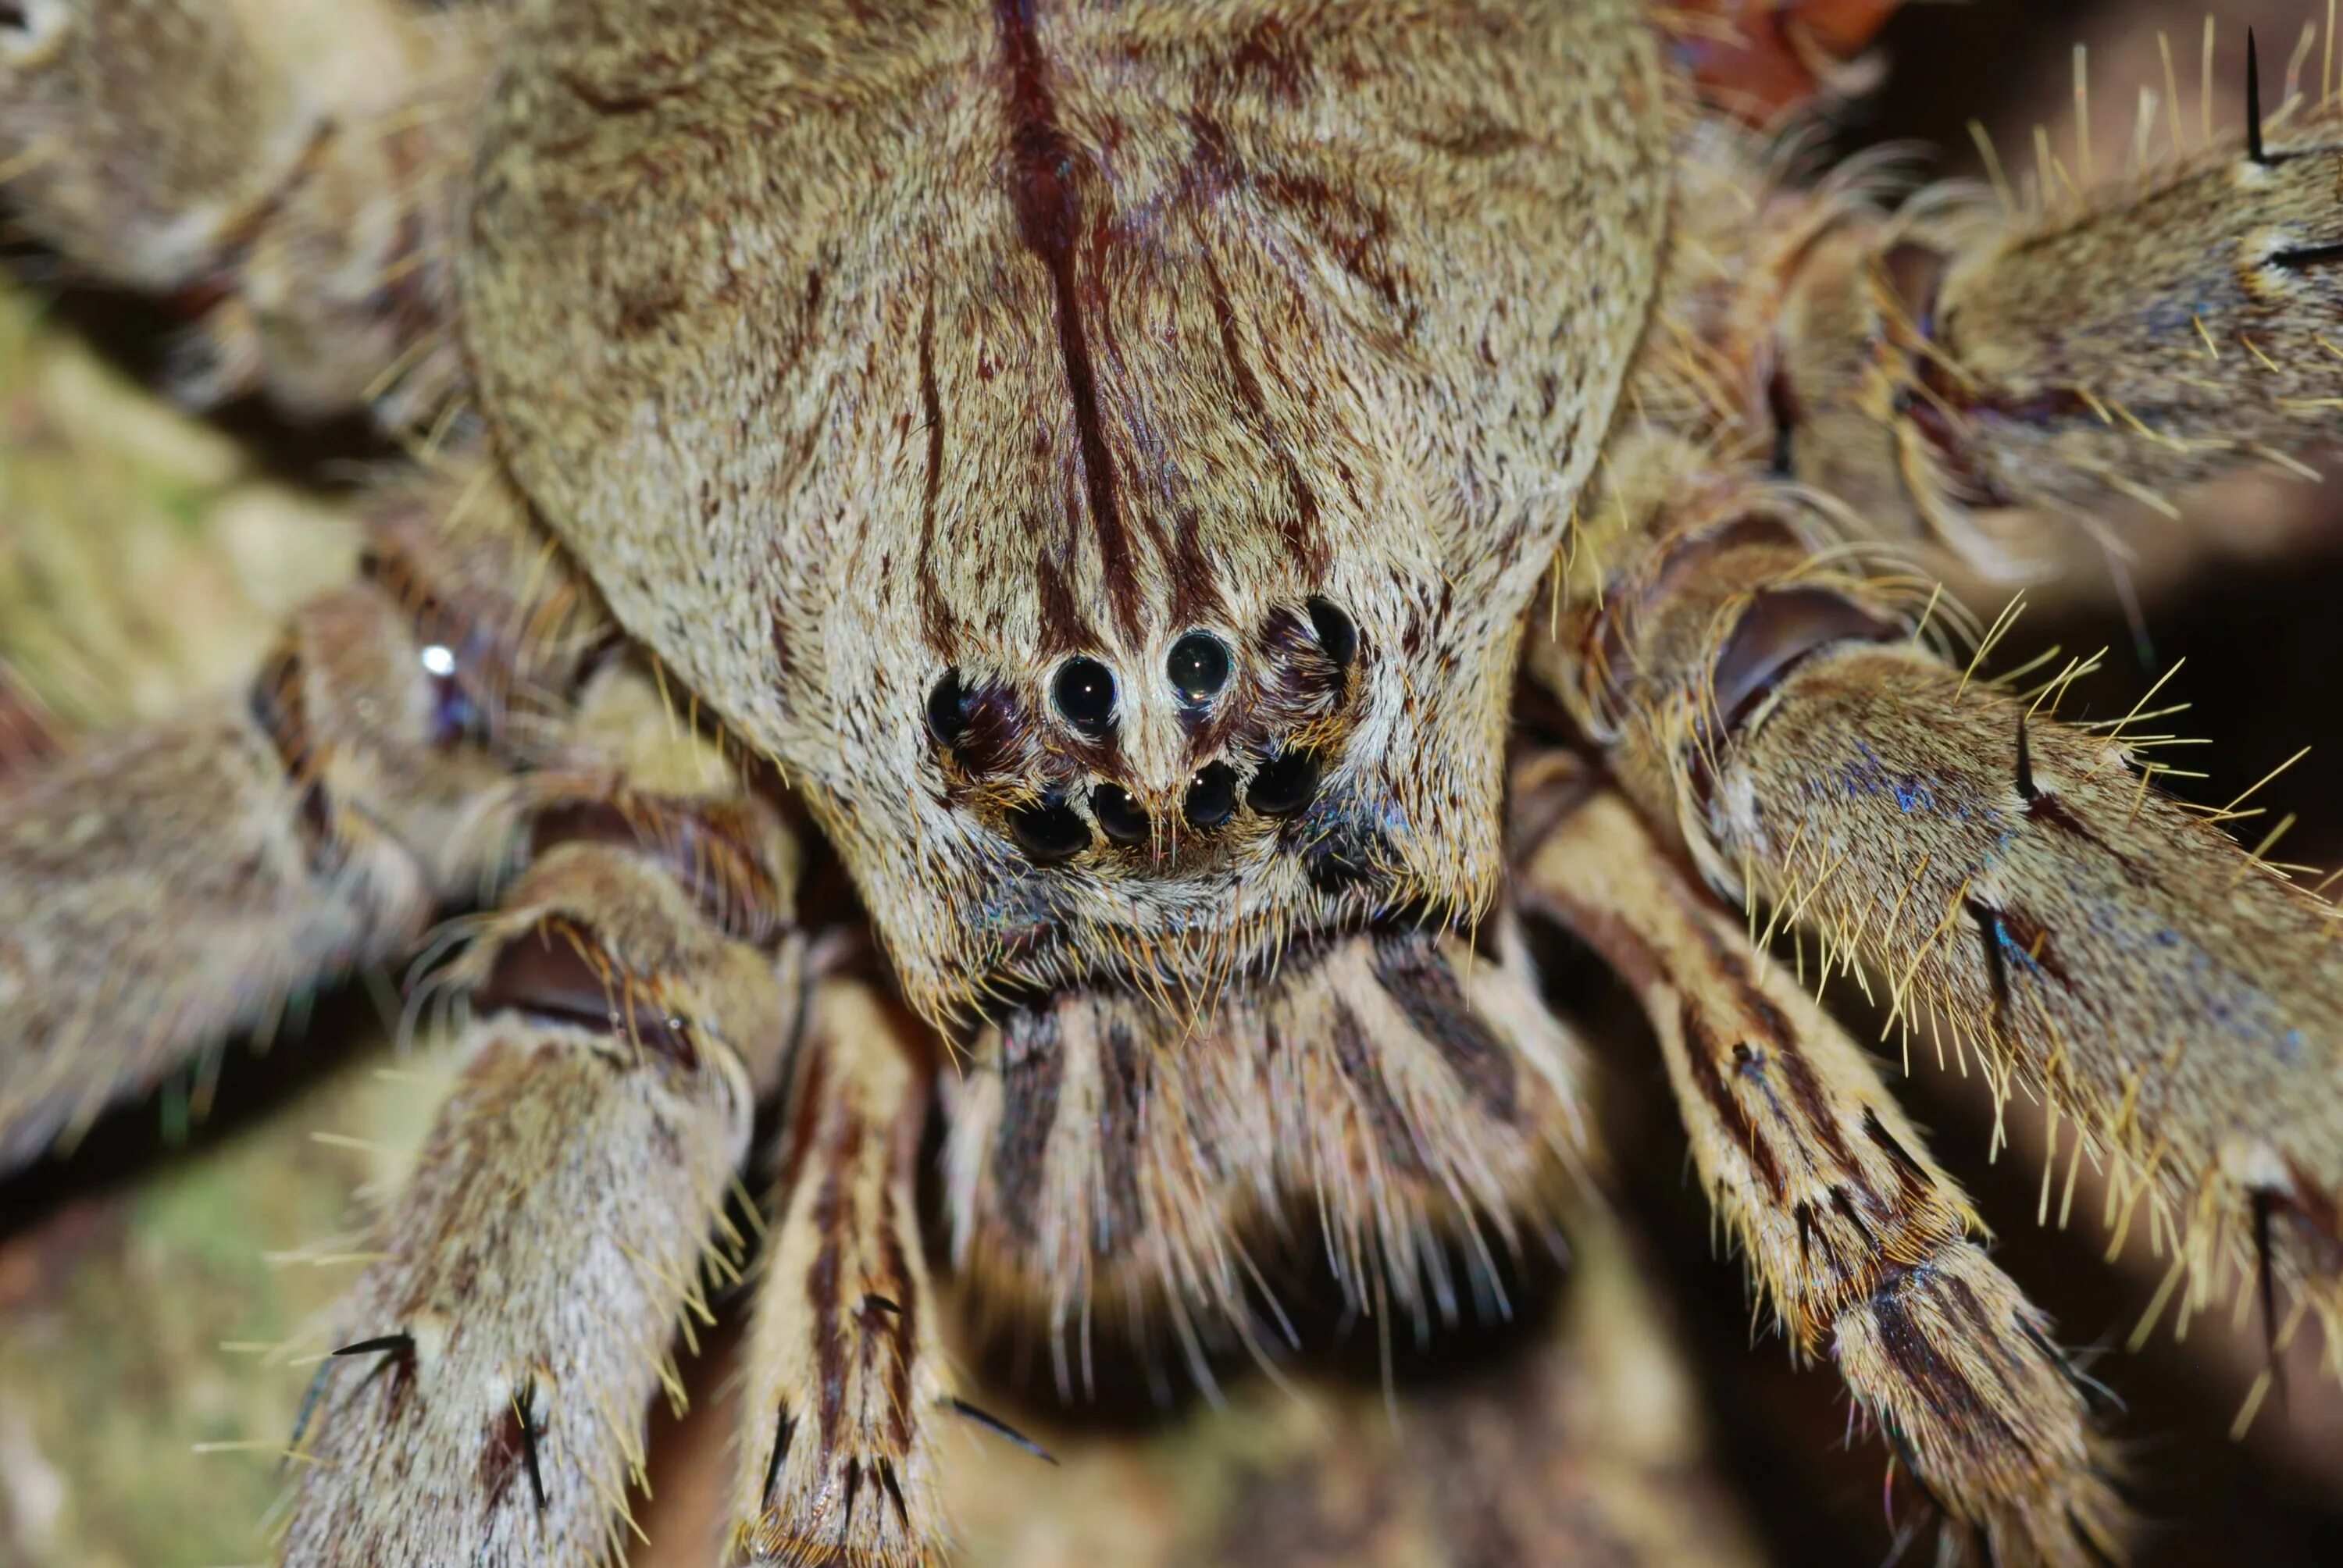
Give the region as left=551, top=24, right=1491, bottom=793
left=2, top=3, right=2341, bottom=1566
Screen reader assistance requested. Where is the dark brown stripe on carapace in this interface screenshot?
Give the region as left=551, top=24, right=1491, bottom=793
left=993, top=0, right=1143, bottom=640
left=916, top=290, right=957, bottom=647
left=471, top=919, right=699, bottom=1067
left=1031, top=553, right=1092, bottom=663
left=1196, top=240, right=1324, bottom=575
left=878, top=1457, right=911, bottom=1528
left=529, top=796, right=790, bottom=949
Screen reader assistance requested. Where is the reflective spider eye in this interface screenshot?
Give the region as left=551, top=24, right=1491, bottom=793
left=1183, top=762, right=1238, bottom=829
left=1007, top=794, right=1090, bottom=864
left=1306, top=598, right=1357, bottom=668
left=926, top=668, right=972, bottom=747
left=1090, top=782, right=1150, bottom=844
left=1166, top=633, right=1231, bottom=704
left=1246, top=750, right=1320, bottom=818
left=1052, top=657, right=1117, bottom=736
left=0, top=0, right=63, bottom=59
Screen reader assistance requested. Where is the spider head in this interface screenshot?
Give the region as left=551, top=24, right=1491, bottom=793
left=456, top=0, right=1664, bottom=1028
left=875, top=549, right=1524, bottom=1024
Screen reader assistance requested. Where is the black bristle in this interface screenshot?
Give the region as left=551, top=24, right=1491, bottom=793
left=2252, top=1187, right=2288, bottom=1407
left=942, top=1395, right=1058, bottom=1465
left=330, top=1332, right=415, bottom=1360
left=514, top=1380, right=547, bottom=1516
left=877, top=1457, right=911, bottom=1529
left=761, top=1402, right=794, bottom=1505
left=2248, top=28, right=2271, bottom=166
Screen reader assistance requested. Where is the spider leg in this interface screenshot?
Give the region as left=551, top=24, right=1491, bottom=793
left=0, top=0, right=498, bottom=421
left=1538, top=436, right=2343, bottom=1400
left=1515, top=754, right=2124, bottom=1568
left=1767, top=87, right=2343, bottom=572
left=726, top=972, right=954, bottom=1568
left=280, top=673, right=802, bottom=1564
left=0, top=478, right=601, bottom=1173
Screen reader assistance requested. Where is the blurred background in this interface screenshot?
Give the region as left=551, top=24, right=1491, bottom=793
left=4, top=2, right=2343, bottom=1565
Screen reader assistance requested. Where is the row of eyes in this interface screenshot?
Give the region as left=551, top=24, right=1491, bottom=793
left=927, top=600, right=1357, bottom=863
left=1011, top=747, right=1326, bottom=861
left=941, top=600, right=1356, bottom=743
left=1052, top=599, right=1352, bottom=732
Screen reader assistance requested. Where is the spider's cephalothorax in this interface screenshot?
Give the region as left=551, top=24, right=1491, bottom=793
left=459, top=0, right=1666, bottom=1023
left=5, top=2, right=2343, bottom=1566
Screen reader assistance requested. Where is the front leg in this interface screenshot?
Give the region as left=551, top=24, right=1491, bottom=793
left=1537, top=435, right=2343, bottom=1393
left=1770, top=71, right=2343, bottom=561
left=727, top=974, right=956, bottom=1568
left=280, top=672, right=802, bottom=1565
left=1516, top=757, right=2121, bottom=1568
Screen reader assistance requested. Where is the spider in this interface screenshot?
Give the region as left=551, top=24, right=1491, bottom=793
left=2, top=1, right=2341, bottom=1564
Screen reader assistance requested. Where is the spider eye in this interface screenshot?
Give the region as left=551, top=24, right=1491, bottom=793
left=1052, top=657, right=1117, bottom=736
left=1306, top=598, right=1357, bottom=668
left=1165, top=633, right=1231, bottom=704
left=1246, top=750, right=1320, bottom=818
left=1090, top=782, right=1150, bottom=845
left=1007, top=793, right=1091, bottom=864
left=926, top=668, right=972, bottom=747
left=0, top=0, right=64, bottom=61
left=1183, top=762, right=1238, bottom=829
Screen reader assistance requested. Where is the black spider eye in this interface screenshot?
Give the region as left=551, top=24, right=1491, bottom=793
left=1052, top=657, right=1117, bottom=736
left=1183, top=762, right=1238, bottom=829
left=1166, top=633, right=1232, bottom=704
left=1007, top=793, right=1091, bottom=864
left=926, top=668, right=972, bottom=747
left=1306, top=597, right=1357, bottom=668
left=1090, top=782, right=1150, bottom=845
left=1246, top=750, right=1320, bottom=818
